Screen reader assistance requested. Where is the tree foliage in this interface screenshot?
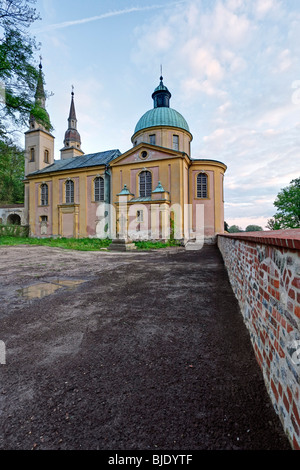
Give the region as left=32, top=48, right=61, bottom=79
left=267, top=178, right=300, bottom=230
left=245, top=225, right=263, bottom=232
left=0, top=0, right=52, bottom=134
left=0, top=137, right=24, bottom=203
left=228, top=225, right=243, bottom=233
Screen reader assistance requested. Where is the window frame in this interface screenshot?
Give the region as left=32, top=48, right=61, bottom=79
left=137, top=210, right=143, bottom=222
left=40, top=183, right=49, bottom=206
left=30, top=147, right=35, bottom=162
left=65, top=179, right=74, bottom=204
left=196, top=172, right=208, bottom=199
left=173, top=134, right=179, bottom=151
left=94, top=176, right=105, bottom=202
left=139, top=170, right=152, bottom=198
left=149, top=134, right=156, bottom=145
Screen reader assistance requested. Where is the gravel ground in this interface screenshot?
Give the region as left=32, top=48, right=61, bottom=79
left=0, top=244, right=291, bottom=451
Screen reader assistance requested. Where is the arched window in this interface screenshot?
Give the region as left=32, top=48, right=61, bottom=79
left=41, top=183, right=48, bottom=206
left=30, top=148, right=35, bottom=162
left=44, top=150, right=49, bottom=163
left=94, top=176, right=104, bottom=202
left=65, top=180, right=74, bottom=203
left=197, top=173, right=208, bottom=199
left=139, top=171, right=152, bottom=197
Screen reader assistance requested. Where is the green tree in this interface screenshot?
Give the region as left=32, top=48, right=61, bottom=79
left=0, top=138, right=24, bottom=203
left=266, top=218, right=281, bottom=231
left=245, top=225, right=263, bottom=232
left=228, top=225, right=243, bottom=233
left=0, top=0, right=52, bottom=135
left=267, top=178, right=300, bottom=229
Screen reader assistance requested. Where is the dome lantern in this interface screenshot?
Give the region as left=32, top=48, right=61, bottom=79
left=152, top=75, right=171, bottom=108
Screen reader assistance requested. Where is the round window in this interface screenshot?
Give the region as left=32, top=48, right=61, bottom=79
left=140, top=151, right=148, bottom=159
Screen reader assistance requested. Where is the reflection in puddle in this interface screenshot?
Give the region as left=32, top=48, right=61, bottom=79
left=51, top=279, right=85, bottom=288
left=18, top=279, right=86, bottom=300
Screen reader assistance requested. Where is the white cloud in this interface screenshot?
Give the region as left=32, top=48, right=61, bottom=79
left=253, top=0, right=282, bottom=20
left=277, top=49, right=293, bottom=72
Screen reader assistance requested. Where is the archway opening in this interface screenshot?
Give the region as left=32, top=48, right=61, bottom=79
left=7, top=214, right=21, bottom=225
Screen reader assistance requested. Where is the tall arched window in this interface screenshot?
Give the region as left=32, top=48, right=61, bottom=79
left=41, top=183, right=48, bottom=206
left=44, top=150, right=49, bottom=163
left=197, top=173, right=208, bottom=199
left=139, top=171, right=152, bottom=197
left=65, top=180, right=74, bottom=203
left=94, top=176, right=104, bottom=202
left=30, top=148, right=35, bottom=162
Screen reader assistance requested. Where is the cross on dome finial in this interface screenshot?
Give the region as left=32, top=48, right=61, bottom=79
left=71, top=84, right=74, bottom=96
left=160, top=64, right=163, bottom=81
left=39, top=55, right=43, bottom=69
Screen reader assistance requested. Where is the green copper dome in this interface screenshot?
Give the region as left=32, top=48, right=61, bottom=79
left=134, top=107, right=190, bottom=134
left=133, top=76, right=190, bottom=135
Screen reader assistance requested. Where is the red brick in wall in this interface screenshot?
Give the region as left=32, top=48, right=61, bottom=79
left=218, top=230, right=300, bottom=450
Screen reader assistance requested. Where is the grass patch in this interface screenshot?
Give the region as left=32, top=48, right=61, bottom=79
left=0, top=237, right=112, bottom=251
left=0, top=236, right=182, bottom=251
left=134, top=239, right=181, bottom=250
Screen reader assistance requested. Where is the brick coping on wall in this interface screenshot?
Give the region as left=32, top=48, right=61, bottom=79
left=219, top=229, right=300, bottom=251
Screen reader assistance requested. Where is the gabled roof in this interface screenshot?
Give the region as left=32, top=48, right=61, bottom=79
left=27, top=150, right=121, bottom=177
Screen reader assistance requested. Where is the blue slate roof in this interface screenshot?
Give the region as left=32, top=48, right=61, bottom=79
left=27, top=149, right=121, bottom=176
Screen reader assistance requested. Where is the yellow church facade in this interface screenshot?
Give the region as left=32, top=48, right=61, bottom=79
left=24, top=65, right=227, bottom=246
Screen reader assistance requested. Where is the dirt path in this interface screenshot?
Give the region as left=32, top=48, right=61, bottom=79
left=0, top=244, right=291, bottom=450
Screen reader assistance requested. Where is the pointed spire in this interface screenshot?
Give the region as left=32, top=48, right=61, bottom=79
left=68, top=85, right=77, bottom=123
left=63, top=87, right=81, bottom=148
left=29, top=56, right=50, bottom=131
left=35, top=56, right=46, bottom=109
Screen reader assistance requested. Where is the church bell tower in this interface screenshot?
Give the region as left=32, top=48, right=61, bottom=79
left=24, top=59, right=55, bottom=176
left=60, top=88, right=84, bottom=159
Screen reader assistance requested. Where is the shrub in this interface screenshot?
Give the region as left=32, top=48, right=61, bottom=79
left=0, top=224, right=29, bottom=238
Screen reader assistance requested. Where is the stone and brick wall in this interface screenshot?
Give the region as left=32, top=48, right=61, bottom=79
left=218, top=230, right=300, bottom=450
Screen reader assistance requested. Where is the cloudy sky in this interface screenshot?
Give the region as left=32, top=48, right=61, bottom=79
left=28, top=0, right=300, bottom=230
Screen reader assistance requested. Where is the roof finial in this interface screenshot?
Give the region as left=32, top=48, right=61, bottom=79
left=39, top=55, right=43, bottom=69
left=160, top=64, right=163, bottom=81
left=71, top=84, right=74, bottom=97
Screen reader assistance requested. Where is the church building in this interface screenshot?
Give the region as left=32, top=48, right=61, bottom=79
left=24, top=63, right=227, bottom=245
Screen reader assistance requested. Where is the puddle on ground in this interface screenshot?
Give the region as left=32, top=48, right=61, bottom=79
left=17, top=279, right=86, bottom=300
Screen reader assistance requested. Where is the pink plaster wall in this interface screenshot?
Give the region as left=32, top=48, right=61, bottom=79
left=191, top=170, right=215, bottom=237
left=34, top=181, right=53, bottom=237
left=62, top=213, right=74, bottom=237
left=120, top=148, right=176, bottom=165
left=86, top=175, right=98, bottom=236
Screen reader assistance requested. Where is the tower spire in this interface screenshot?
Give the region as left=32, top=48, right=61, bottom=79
left=68, top=85, right=77, bottom=127
left=35, top=56, right=46, bottom=109
left=29, top=57, right=50, bottom=131
left=60, top=87, right=84, bottom=159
